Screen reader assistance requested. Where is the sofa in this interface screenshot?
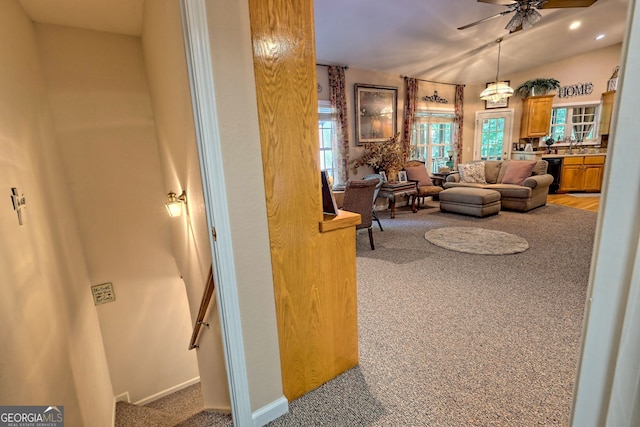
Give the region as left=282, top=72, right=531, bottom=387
left=444, top=159, right=553, bottom=212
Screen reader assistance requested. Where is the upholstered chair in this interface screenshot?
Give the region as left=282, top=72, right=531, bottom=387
left=362, top=174, right=384, bottom=231
left=404, top=160, right=443, bottom=206
left=343, top=179, right=378, bottom=250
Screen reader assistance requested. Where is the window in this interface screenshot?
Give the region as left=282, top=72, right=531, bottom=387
left=549, top=104, right=599, bottom=143
left=480, top=117, right=506, bottom=160
left=318, top=101, right=337, bottom=182
left=410, top=111, right=456, bottom=173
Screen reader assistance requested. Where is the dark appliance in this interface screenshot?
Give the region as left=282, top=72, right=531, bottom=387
left=545, top=157, right=562, bottom=194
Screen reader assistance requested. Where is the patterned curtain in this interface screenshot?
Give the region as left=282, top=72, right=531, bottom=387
left=402, top=77, right=419, bottom=163
left=328, top=66, right=349, bottom=184
left=454, top=84, right=464, bottom=167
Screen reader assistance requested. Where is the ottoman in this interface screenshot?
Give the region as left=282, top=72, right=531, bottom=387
left=439, top=187, right=501, bottom=217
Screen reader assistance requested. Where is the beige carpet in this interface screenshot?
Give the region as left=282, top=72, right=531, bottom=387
left=114, top=383, right=232, bottom=427
left=424, top=226, right=529, bottom=255
left=116, top=203, right=597, bottom=426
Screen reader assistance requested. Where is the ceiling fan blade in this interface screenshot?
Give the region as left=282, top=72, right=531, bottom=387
left=540, top=0, right=598, bottom=8
left=458, top=11, right=511, bottom=30
left=477, top=0, right=516, bottom=5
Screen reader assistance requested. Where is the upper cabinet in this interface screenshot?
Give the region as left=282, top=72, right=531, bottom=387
left=599, top=90, right=616, bottom=135
left=520, top=95, right=554, bottom=138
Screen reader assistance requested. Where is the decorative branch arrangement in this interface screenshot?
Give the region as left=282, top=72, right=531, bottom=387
left=350, top=133, right=404, bottom=180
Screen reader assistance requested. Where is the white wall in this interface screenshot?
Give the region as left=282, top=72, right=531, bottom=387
left=0, top=2, right=113, bottom=425
left=462, top=43, right=622, bottom=162
left=572, top=1, right=640, bottom=424
left=340, top=68, right=406, bottom=178
left=34, top=23, right=199, bottom=403
left=317, top=43, right=622, bottom=170
left=141, top=0, right=230, bottom=410
left=205, top=0, right=285, bottom=412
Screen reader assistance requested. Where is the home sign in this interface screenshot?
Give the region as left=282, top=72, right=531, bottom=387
left=558, top=82, right=593, bottom=99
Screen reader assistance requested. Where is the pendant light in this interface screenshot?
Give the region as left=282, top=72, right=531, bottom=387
left=480, top=38, right=514, bottom=103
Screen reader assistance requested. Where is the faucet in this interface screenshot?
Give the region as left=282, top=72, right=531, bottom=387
left=566, top=137, right=577, bottom=154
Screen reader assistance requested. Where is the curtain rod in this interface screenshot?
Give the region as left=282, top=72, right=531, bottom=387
left=316, top=63, right=349, bottom=70
left=402, top=75, right=465, bottom=87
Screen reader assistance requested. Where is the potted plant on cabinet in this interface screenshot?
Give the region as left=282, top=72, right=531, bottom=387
left=515, top=78, right=561, bottom=98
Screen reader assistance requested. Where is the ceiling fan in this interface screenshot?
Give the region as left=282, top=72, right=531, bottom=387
left=458, top=0, right=598, bottom=33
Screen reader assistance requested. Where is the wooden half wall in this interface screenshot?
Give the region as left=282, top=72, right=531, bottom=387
left=248, top=0, right=360, bottom=400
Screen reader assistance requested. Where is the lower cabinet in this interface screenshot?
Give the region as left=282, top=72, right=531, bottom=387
left=559, top=155, right=605, bottom=193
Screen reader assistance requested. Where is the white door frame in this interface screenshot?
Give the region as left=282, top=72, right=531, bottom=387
left=474, top=109, right=514, bottom=160
left=180, top=0, right=252, bottom=425
left=571, top=0, right=640, bottom=425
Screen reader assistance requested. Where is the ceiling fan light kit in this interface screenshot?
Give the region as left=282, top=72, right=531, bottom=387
left=506, top=7, right=542, bottom=31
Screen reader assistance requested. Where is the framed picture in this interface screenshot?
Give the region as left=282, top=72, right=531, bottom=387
left=321, top=171, right=338, bottom=216
left=484, top=81, right=510, bottom=109
left=398, top=171, right=408, bottom=182
left=379, top=171, right=388, bottom=182
left=354, top=84, right=398, bottom=144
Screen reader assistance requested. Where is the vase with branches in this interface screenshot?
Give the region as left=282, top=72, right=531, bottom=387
left=350, top=133, right=405, bottom=180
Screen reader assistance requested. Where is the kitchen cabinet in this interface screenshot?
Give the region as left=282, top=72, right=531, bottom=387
left=599, top=90, right=615, bottom=135
left=558, top=155, right=605, bottom=193
left=520, top=95, right=554, bottom=138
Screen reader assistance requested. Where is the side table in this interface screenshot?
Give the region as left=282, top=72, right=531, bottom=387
left=431, top=171, right=458, bottom=187
left=378, top=181, right=418, bottom=218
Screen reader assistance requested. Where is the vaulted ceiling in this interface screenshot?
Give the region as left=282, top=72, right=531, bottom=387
left=314, top=0, right=629, bottom=84
left=17, top=0, right=629, bottom=85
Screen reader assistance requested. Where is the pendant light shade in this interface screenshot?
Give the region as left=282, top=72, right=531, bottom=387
left=480, top=38, right=514, bottom=102
left=480, top=82, right=515, bottom=102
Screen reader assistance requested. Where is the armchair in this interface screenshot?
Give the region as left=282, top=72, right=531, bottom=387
left=404, top=160, right=443, bottom=207
left=343, top=179, right=378, bottom=250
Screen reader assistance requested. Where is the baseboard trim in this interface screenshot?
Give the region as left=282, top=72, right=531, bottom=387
left=114, top=392, right=130, bottom=403
left=113, top=392, right=130, bottom=426
left=132, top=376, right=201, bottom=406
left=252, top=396, right=288, bottom=427
left=112, top=397, right=116, bottom=427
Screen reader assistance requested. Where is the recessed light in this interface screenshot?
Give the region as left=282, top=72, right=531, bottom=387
left=569, top=21, right=581, bottom=30
left=595, top=34, right=606, bottom=40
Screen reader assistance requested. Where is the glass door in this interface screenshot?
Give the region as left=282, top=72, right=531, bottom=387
left=474, top=110, right=514, bottom=160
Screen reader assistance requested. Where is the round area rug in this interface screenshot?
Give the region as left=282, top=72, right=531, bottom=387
left=425, top=227, right=529, bottom=255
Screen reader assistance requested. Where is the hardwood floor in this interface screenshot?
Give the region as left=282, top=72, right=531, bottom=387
left=547, top=193, right=601, bottom=213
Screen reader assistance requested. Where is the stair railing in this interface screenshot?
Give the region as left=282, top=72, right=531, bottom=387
left=188, top=265, right=215, bottom=350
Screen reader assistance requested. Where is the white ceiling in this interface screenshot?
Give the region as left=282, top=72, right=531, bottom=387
left=314, top=0, right=629, bottom=85
left=19, top=0, right=144, bottom=36
left=17, top=0, right=629, bottom=85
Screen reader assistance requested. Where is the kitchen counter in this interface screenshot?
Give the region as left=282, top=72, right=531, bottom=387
left=542, top=152, right=606, bottom=158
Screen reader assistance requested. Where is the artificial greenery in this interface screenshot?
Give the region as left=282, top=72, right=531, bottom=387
left=515, top=78, right=561, bottom=98
left=351, top=133, right=404, bottom=175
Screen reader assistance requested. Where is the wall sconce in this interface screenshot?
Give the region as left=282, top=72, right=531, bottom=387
left=165, top=190, right=187, bottom=217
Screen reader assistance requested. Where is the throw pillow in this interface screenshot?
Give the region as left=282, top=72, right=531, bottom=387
left=501, top=160, right=537, bottom=185
left=483, top=161, right=502, bottom=184
left=458, top=162, right=486, bottom=184
left=531, top=160, right=547, bottom=176
left=497, top=160, right=511, bottom=183
left=405, top=166, right=434, bottom=186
